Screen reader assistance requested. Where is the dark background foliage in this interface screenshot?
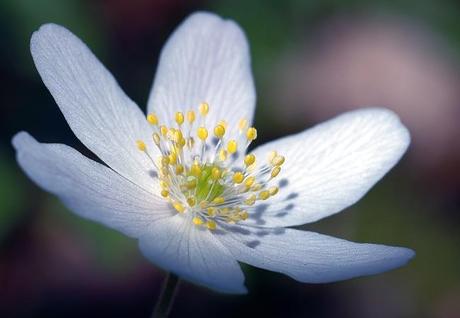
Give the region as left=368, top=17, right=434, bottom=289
left=1, top=1, right=459, bottom=317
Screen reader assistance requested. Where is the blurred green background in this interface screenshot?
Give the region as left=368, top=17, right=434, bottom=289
left=1, top=0, right=459, bottom=317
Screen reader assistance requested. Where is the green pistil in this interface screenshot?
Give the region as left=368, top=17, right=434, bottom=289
left=192, top=164, right=224, bottom=202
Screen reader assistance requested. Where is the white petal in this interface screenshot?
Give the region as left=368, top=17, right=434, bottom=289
left=248, top=108, right=410, bottom=227
left=12, top=132, right=171, bottom=238
left=139, top=214, right=246, bottom=294
left=218, top=225, right=414, bottom=283
left=147, top=12, right=255, bottom=139
left=30, top=24, right=158, bottom=192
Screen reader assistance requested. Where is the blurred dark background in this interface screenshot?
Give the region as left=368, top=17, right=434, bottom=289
left=1, top=0, right=459, bottom=317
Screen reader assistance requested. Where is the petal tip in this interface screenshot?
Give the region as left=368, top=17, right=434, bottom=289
left=399, top=247, right=416, bottom=263
left=30, top=23, right=73, bottom=56
left=356, top=106, right=411, bottom=153
left=11, top=131, right=33, bottom=151
left=31, top=23, right=64, bottom=43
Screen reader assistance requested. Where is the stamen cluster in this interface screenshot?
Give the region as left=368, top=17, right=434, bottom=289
left=136, top=103, right=284, bottom=230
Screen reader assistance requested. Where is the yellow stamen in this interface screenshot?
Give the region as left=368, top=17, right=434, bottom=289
left=207, top=207, right=216, bottom=217
left=246, top=127, right=257, bottom=141
left=213, top=197, right=225, bottom=204
left=175, top=112, right=184, bottom=125
left=193, top=216, right=204, bottom=225
left=173, top=202, right=185, bottom=213
left=268, top=151, right=277, bottom=162
left=197, top=127, right=208, bottom=141
left=244, top=154, right=256, bottom=166
left=186, top=178, right=197, bottom=189
left=160, top=125, right=168, bottom=136
left=147, top=114, right=158, bottom=125
left=233, top=172, right=244, bottom=184
left=259, top=190, right=270, bottom=200
left=239, top=211, right=249, bottom=220
left=161, top=156, right=170, bottom=166
left=199, top=102, right=209, bottom=116
left=175, top=164, right=184, bottom=175
left=218, top=120, right=227, bottom=128
left=169, top=152, right=177, bottom=164
left=153, top=133, right=160, bottom=146
left=219, top=149, right=227, bottom=161
left=214, top=124, right=226, bottom=139
left=187, top=197, right=196, bottom=207
left=211, top=167, right=221, bottom=180
left=269, top=186, right=279, bottom=196
left=271, top=166, right=281, bottom=178
left=136, top=140, right=146, bottom=151
left=244, top=195, right=256, bottom=205
left=206, top=220, right=217, bottom=230
left=244, top=176, right=255, bottom=187
left=227, top=140, right=237, bottom=154
left=238, top=118, right=248, bottom=131
left=272, top=155, right=285, bottom=166
left=191, top=162, right=201, bottom=177
left=141, top=103, right=285, bottom=228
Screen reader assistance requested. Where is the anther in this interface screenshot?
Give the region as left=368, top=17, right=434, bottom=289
left=175, top=165, right=184, bottom=175
left=272, top=155, right=285, bottom=166
left=186, top=178, right=197, bottom=189
left=199, top=102, right=209, bottom=116
left=244, top=154, right=256, bottom=166
left=175, top=112, right=184, bottom=125
left=269, top=186, right=279, bottom=196
left=271, top=166, right=281, bottom=178
left=161, top=156, right=170, bottom=166
left=136, top=140, right=146, bottom=151
left=187, top=197, right=196, bottom=207
left=173, top=202, right=185, bottom=213
left=207, top=207, right=216, bottom=217
left=160, top=125, right=168, bottom=136
left=192, top=216, right=204, bottom=226
left=169, top=152, right=177, bottom=164
left=191, top=162, right=202, bottom=177
left=259, top=190, right=270, bottom=200
left=212, top=197, right=225, bottom=204
left=227, top=140, right=238, bottom=154
left=238, top=119, right=248, bottom=131
left=244, top=195, right=256, bottom=205
left=187, top=110, right=196, bottom=123
left=219, top=149, right=227, bottom=161
left=246, top=127, right=257, bottom=141
left=218, top=120, right=227, bottom=128
left=233, top=172, right=244, bottom=184
left=239, top=211, right=249, bottom=220
left=197, top=127, right=208, bottom=141
left=206, top=220, right=217, bottom=230
left=153, top=133, right=161, bottom=146
left=244, top=176, right=255, bottom=187
left=214, top=124, right=226, bottom=139
left=268, top=151, right=277, bottom=162
left=211, top=167, right=221, bottom=180
left=147, top=114, right=158, bottom=125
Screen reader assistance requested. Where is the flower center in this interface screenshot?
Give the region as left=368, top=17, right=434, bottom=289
left=136, top=102, right=284, bottom=230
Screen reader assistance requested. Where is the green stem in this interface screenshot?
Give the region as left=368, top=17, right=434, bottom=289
left=151, top=273, right=180, bottom=318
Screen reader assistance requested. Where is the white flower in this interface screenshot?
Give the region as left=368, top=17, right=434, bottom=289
left=13, top=12, right=414, bottom=294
